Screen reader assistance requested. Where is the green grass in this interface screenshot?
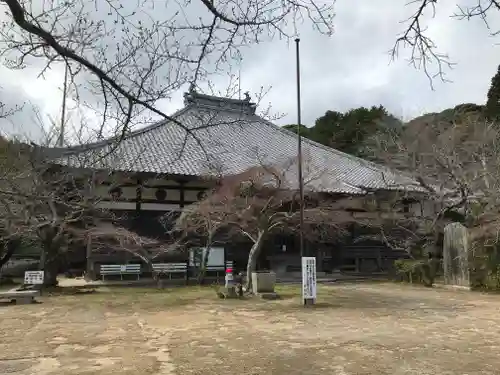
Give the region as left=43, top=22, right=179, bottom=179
left=43, top=284, right=222, bottom=312
left=41, top=282, right=408, bottom=313
left=39, top=284, right=308, bottom=312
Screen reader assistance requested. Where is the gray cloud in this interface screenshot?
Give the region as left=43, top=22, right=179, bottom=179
left=0, top=83, right=46, bottom=141
left=233, top=0, right=500, bottom=125
left=1, top=0, right=500, bottom=140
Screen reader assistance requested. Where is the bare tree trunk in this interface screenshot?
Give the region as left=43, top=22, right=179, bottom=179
left=245, top=230, right=267, bottom=293
left=40, top=243, right=60, bottom=287
left=198, top=242, right=212, bottom=285
left=39, top=228, right=62, bottom=287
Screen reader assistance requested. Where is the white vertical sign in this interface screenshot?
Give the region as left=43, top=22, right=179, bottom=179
left=301, top=257, right=317, bottom=300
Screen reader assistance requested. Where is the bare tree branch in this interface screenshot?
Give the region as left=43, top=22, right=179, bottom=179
left=0, top=0, right=334, bottom=151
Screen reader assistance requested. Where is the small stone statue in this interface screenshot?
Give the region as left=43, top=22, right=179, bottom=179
left=216, top=271, right=244, bottom=299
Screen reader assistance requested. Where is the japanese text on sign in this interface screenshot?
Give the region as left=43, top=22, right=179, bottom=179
left=24, top=271, right=44, bottom=285
left=301, top=257, right=317, bottom=300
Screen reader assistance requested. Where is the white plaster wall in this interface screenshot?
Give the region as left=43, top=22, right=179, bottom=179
left=95, top=175, right=211, bottom=211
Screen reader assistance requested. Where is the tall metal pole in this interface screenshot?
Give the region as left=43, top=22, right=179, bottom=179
left=295, top=38, right=305, bottom=261
left=58, top=63, right=69, bottom=147
left=295, top=38, right=314, bottom=306
left=238, top=56, right=242, bottom=100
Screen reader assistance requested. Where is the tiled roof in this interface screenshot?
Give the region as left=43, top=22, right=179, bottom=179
left=53, top=91, right=420, bottom=195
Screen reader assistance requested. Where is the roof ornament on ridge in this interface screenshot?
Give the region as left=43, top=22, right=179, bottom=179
left=183, top=89, right=256, bottom=115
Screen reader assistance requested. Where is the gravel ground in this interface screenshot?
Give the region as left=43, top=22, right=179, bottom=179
left=0, top=283, right=499, bottom=375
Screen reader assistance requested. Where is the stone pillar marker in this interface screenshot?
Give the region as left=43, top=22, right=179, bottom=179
left=252, top=271, right=279, bottom=299
left=443, top=222, right=471, bottom=289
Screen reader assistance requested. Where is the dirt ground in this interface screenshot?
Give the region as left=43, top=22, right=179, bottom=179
left=1, top=282, right=499, bottom=375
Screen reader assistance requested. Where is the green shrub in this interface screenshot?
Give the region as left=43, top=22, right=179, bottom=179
left=470, top=241, right=500, bottom=290
left=394, top=258, right=440, bottom=287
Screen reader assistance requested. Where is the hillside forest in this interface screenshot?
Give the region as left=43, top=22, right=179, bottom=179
left=283, top=64, right=500, bottom=159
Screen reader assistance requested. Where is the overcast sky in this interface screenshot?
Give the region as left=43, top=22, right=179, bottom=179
left=1, top=0, right=500, bottom=141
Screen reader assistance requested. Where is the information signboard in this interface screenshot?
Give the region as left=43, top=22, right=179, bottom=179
left=24, top=271, right=44, bottom=285
left=301, top=257, right=317, bottom=301
left=189, top=247, right=225, bottom=267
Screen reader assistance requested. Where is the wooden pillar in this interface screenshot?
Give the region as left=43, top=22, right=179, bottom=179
left=176, top=179, right=187, bottom=280
left=135, top=178, right=142, bottom=212
left=316, top=245, right=323, bottom=272
left=376, top=248, right=382, bottom=272
left=179, top=181, right=186, bottom=208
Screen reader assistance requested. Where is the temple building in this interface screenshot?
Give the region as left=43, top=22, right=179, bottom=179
left=52, top=91, right=436, bottom=278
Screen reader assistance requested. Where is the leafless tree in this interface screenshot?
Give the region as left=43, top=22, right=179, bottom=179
left=0, top=137, right=34, bottom=269
left=79, top=222, right=170, bottom=265
left=173, top=199, right=229, bottom=283
left=181, top=157, right=352, bottom=293
left=0, top=133, right=166, bottom=285
left=392, top=0, right=500, bottom=87
left=366, top=111, right=500, bottom=254
left=0, top=0, right=334, bottom=148
left=0, top=0, right=495, bottom=144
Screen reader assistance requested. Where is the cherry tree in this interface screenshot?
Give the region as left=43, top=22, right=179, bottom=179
left=182, top=157, right=350, bottom=292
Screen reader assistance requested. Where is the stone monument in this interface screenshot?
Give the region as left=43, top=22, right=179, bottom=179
left=443, top=222, right=471, bottom=289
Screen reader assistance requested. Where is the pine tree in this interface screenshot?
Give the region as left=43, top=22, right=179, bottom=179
left=486, top=64, right=500, bottom=120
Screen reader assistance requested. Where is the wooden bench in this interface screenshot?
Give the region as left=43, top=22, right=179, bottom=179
left=152, top=263, right=188, bottom=280
left=0, top=290, right=40, bottom=305
left=100, top=264, right=141, bottom=281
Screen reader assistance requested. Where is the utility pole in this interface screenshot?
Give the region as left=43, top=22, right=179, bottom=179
left=58, top=63, right=69, bottom=147
left=295, top=38, right=305, bottom=262
left=238, top=56, right=242, bottom=100
left=295, top=38, right=316, bottom=306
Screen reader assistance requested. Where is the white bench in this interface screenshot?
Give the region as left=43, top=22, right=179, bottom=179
left=152, top=263, right=188, bottom=280
left=0, top=290, right=40, bottom=305
left=100, top=264, right=141, bottom=281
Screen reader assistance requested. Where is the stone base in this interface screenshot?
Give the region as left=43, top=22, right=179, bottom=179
left=303, top=298, right=316, bottom=306
left=257, top=292, right=280, bottom=300
left=216, top=286, right=239, bottom=299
